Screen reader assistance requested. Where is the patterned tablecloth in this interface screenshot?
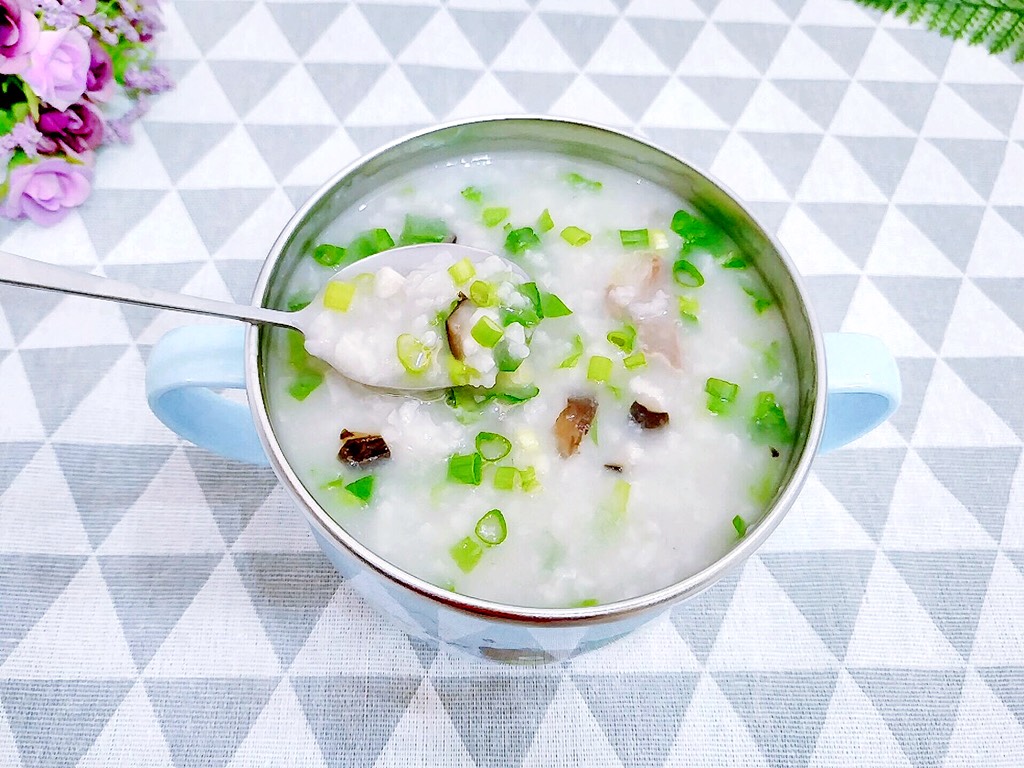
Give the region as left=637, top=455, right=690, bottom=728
left=2, top=0, right=1023, bottom=765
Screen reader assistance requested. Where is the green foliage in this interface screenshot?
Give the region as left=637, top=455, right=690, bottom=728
left=852, top=0, right=1024, bottom=61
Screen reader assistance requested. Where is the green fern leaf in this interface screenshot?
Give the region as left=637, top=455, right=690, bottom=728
left=851, top=0, right=1024, bottom=61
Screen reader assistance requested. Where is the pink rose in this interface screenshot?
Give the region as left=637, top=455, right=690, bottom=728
left=22, top=28, right=90, bottom=111
left=0, top=0, right=39, bottom=75
left=3, top=157, right=92, bottom=225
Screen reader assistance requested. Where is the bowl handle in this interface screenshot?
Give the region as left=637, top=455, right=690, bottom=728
left=820, top=332, right=902, bottom=453
left=145, top=325, right=269, bottom=465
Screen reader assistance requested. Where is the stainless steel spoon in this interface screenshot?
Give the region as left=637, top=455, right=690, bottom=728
left=0, top=243, right=502, bottom=392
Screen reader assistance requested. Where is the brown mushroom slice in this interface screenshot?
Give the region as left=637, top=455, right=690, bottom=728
left=553, top=396, right=598, bottom=458
left=338, top=429, right=391, bottom=466
left=629, top=400, right=669, bottom=430
left=603, top=463, right=624, bottom=473
left=444, top=294, right=474, bottom=361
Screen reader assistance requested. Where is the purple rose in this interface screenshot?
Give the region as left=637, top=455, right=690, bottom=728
left=0, top=0, right=39, bottom=75
left=36, top=102, right=103, bottom=155
left=3, top=157, right=93, bottom=225
left=85, top=37, right=113, bottom=102
left=22, top=28, right=91, bottom=111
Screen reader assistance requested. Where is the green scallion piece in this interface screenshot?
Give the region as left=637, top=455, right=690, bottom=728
left=587, top=355, right=613, bottom=383
left=751, top=391, right=792, bottom=444
left=671, top=209, right=728, bottom=255
left=286, top=330, right=310, bottom=368
left=447, top=358, right=477, bottom=386
left=451, top=536, right=483, bottom=572
left=619, top=229, right=650, bottom=249
left=475, top=431, right=512, bottom=462
left=565, top=171, right=602, bottom=191
left=396, top=333, right=432, bottom=374
left=722, top=255, right=747, bottom=269
left=559, top=334, right=584, bottom=368
left=344, top=475, right=375, bottom=503
left=519, top=466, right=541, bottom=492
left=469, top=280, right=497, bottom=307
left=520, top=282, right=542, bottom=313
left=623, top=351, right=647, bottom=370
left=288, top=369, right=323, bottom=401
left=744, top=286, right=774, bottom=313
left=448, top=257, right=476, bottom=285
left=505, top=226, right=541, bottom=256
left=733, top=515, right=747, bottom=538
left=348, top=228, right=394, bottom=260
left=560, top=225, right=591, bottom=246
left=537, top=208, right=554, bottom=233
left=313, top=243, right=346, bottom=267
left=471, top=316, right=504, bottom=348
left=399, top=214, right=449, bottom=245
left=705, top=377, right=739, bottom=415
left=678, top=295, right=699, bottom=323
left=447, top=452, right=483, bottom=485
left=287, top=294, right=313, bottom=312
left=608, top=479, right=630, bottom=522
left=607, top=324, right=636, bottom=353
left=572, top=598, right=600, bottom=608
left=461, top=186, right=483, bottom=204
left=323, top=280, right=356, bottom=312
left=493, top=465, right=519, bottom=491
left=493, top=339, right=524, bottom=373
left=540, top=292, right=572, bottom=318
left=673, top=258, right=705, bottom=288
left=501, top=306, right=541, bottom=328
left=762, top=340, right=782, bottom=375
left=482, top=206, right=509, bottom=227
left=475, top=509, right=507, bottom=546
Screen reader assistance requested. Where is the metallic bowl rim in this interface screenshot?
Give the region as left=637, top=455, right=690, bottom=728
left=244, top=114, right=827, bottom=625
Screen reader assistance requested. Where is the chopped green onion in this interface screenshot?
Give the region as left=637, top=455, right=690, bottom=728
left=671, top=210, right=704, bottom=237
left=537, top=208, right=554, bottom=233
left=492, top=377, right=540, bottom=403
left=619, top=229, right=650, bottom=249
left=447, top=358, right=477, bottom=386
left=348, top=228, right=394, bottom=260
left=519, top=466, right=541, bottom=492
left=501, top=306, right=541, bottom=328
left=461, top=186, right=483, bottom=203
left=475, top=431, right=512, bottom=462
left=286, top=330, right=310, bottom=368
left=448, top=257, right=476, bottom=285
left=722, top=255, right=747, bottom=269
left=396, top=333, right=432, bottom=374
left=493, top=340, right=524, bottom=373
left=344, top=475, right=375, bottom=503
left=559, top=334, right=584, bottom=368
left=519, top=282, right=542, bottom=314
left=540, top=292, right=572, bottom=318
left=743, top=286, right=774, bottom=313
left=313, top=243, right=345, bottom=267
left=607, top=479, right=630, bottom=523
left=323, top=281, right=356, bottom=312
left=493, top=466, right=519, bottom=491
left=762, top=340, right=781, bottom=375
left=607, top=324, right=636, bottom=353
left=678, top=295, right=699, bottom=323
left=471, top=316, right=504, bottom=348
left=505, top=226, right=541, bottom=256
left=288, top=369, right=323, bottom=401
left=482, top=206, right=509, bottom=227
left=286, top=294, right=313, bottom=312
left=561, top=226, right=592, bottom=246
left=623, top=351, right=647, bottom=370
left=565, top=171, right=602, bottom=191
left=672, top=258, right=705, bottom=288
left=749, top=474, right=775, bottom=506
left=671, top=209, right=728, bottom=255
left=587, top=355, right=613, bottom=383
left=733, top=515, right=747, bottom=538
left=451, top=536, right=483, bottom=572
left=705, top=377, right=739, bottom=415
left=469, top=280, right=497, bottom=307
left=447, top=452, right=483, bottom=485
left=572, top=598, right=600, bottom=608
left=399, top=214, right=449, bottom=245
left=751, top=391, right=791, bottom=444
left=475, top=509, right=507, bottom=546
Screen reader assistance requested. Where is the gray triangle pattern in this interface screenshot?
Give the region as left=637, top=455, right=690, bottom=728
left=180, top=189, right=272, bottom=253
left=668, top=568, right=742, bottom=663
left=814, top=448, right=907, bottom=543
left=838, top=136, right=916, bottom=197
left=345, top=124, right=430, bottom=154
left=306, top=63, right=388, bottom=123
left=974, top=278, right=1024, bottom=334
left=742, top=201, right=791, bottom=235
left=103, top=262, right=205, bottom=338
left=589, top=74, right=669, bottom=121
left=449, top=9, right=527, bottom=64
left=403, top=66, right=482, bottom=119
left=540, top=13, right=615, bottom=68
left=929, top=139, right=1007, bottom=198
left=0, top=286, right=62, bottom=344
left=0, top=440, right=41, bottom=494
left=949, top=83, right=1023, bottom=134
left=801, top=274, right=859, bottom=332
left=997, top=205, right=1024, bottom=239
left=861, top=82, right=937, bottom=132
left=803, top=26, right=874, bottom=76
left=209, top=61, right=291, bottom=118
left=627, top=18, right=703, bottom=69
left=871, top=276, right=961, bottom=350
left=79, top=189, right=166, bottom=257
left=360, top=4, right=437, bottom=58
left=184, top=447, right=280, bottom=546
left=266, top=2, right=342, bottom=57
left=978, top=668, right=1024, bottom=729
left=684, top=76, right=759, bottom=124
left=889, top=357, right=935, bottom=439
left=801, top=203, right=886, bottom=267
left=174, top=0, right=251, bottom=54
left=247, top=124, right=334, bottom=182
left=774, top=79, right=849, bottom=129
left=494, top=72, right=576, bottom=114
left=899, top=204, right=984, bottom=271
left=888, top=28, right=954, bottom=77
left=643, top=128, right=729, bottom=172
left=0, top=555, right=86, bottom=665
left=716, top=23, right=789, bottom=73
left=145, top=122, right=233, bottom=184
left=741, top=132, right=822, bottom=195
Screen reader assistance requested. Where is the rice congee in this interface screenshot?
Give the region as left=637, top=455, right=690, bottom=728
left=266, top=152, right=799, bottom=608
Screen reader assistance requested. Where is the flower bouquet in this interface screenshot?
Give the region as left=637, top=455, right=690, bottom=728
left=0, top=0, right=170, bottom=226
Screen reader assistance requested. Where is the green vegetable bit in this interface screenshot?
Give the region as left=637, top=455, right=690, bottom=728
left=399, top=214, right=449, bottom=245
left=678, top=295, right=699, bottom=323
left=705, top=377, right=739, bottom=415
left=540, top=292, right=572, bottom=318
left=751, top=391, right=792, bottom=444
left=451, top=536, right=483, bottom=572
left=475, top=509, right=508, bottom=546
left=722, top=255, right=747, bottom=269
left=396, top=334, right=433, bottom=375
left=447, top=452, right=483, bottom=485
left=448, top=257, right=476, bottom=285
left=733, top=515, right=747, bottom=538
left=749, top=474, right=775, bottom=506
left=348, top=228, right=395, bottom=260
left=587, top=355, right=613, bottom=383
left=537, top=208, right=555, bottom=233
left=475, top=431, right=512, bottom=462
left=623, top=351, right=647, bottom=370
left=607, top=324, right=636, bottom=353
left=607, top=480, right=630, bottom=523
left=471, top=316, right=504, bottom=348
left=493, top=339, right=524, bottom=372
left=312, top=243, right=345, bottom=267
left=323, top=280, right=356, bottom=312
left=672, top=258, right=705, bottom=288
left=461, top=186, right=483, bottom=204
left=743, top=286, right=774, bottom=313
left=286, top=294, right=313, bottom=312
left=505, top=226, right=541, bottom=256
left=572, top=598, right=600, bottom=608
left=565, top=171, right=602, bottom=191
left=344, top=475, right=375, bottom=503
left=670, top=209, right=727, bottom=255
left=493, top=465, right=519, bottom=491
left=558, top=334, right=584, bottom=368
left=560, top=225, right=592, bottom=246
left=519, top=466, right=541, bottom=492
left=619, top=229, right=650, bottom=249
left=469, top=280, right=497, bottom=307
left=288, top=369, right=323, bottom=401
left=482, top=206, right=510, bottom=227
left=447, top=358, right=477, bottom=386
left=519, top=282, right=542, bottom=313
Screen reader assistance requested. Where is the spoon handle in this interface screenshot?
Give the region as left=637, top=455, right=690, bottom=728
left=0, top=249, right=299, bottom=330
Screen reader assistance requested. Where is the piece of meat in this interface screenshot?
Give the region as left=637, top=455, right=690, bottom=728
left=629, top=400, right=670, bottom=430
left=605, top=252, right=683, bottom=369
left=338, top=429, right=391, bottom=466
left=553, top=396, right=598, bottom=458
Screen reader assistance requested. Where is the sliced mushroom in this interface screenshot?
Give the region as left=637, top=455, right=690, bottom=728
left=338, top=429, right=391, bottom=466
left=603, top=463, right=623, bottom=473
left=553, top=396, right=598, bottom=458
left=629, top=400, right=669, bottom=430
left=444, top=294, right=474, bottom=361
